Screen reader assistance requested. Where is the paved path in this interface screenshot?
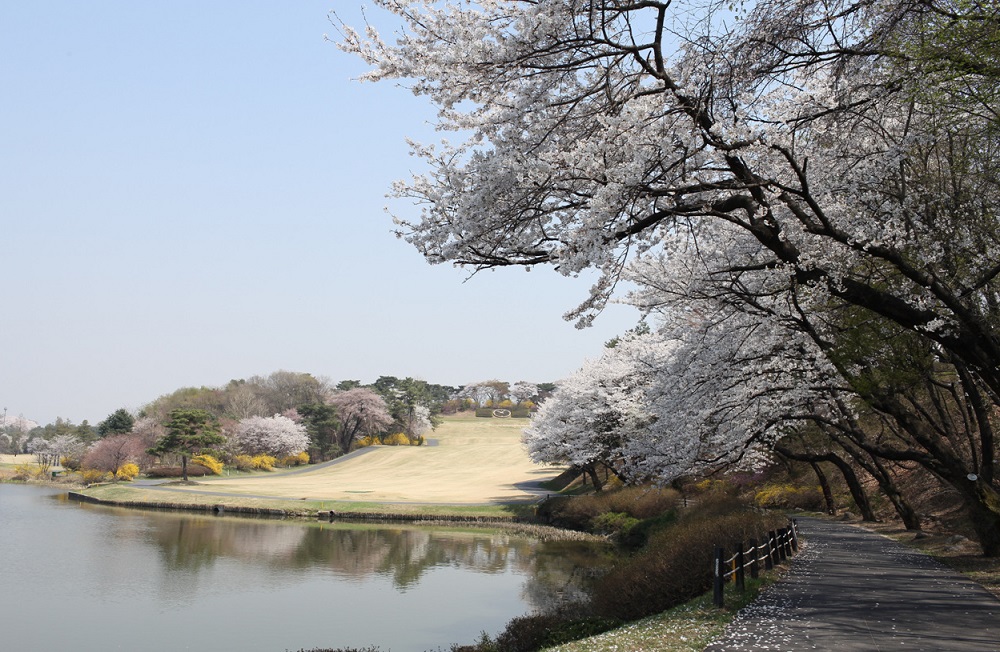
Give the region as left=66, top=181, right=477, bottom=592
left=706, top=517, right=1000, bottom=651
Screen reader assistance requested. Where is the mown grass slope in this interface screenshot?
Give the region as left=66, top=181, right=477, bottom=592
left=154, top=415, right=558, bottom=504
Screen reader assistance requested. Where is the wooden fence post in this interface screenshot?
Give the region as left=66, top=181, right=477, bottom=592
left=735, top=542, right=745, bottom=592
left=749, top=538, right=760, bottom=579
left=713, top=546, right=725, bottom=607
left=790, top=520, right=799, bottom=552
left=769, top=530, right=780, bottom=566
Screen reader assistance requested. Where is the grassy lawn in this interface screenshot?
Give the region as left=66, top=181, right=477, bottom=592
left=78, top=415, right=560, bottom=512
left=78, top=483, right=525, bottom=518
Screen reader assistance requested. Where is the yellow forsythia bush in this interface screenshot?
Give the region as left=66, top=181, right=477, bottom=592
left=382, top=432, right=412, bottom=446
left=81, top=468, right=112, bottom=484
left=191, top=454, right=223, bottom=475
left=280, top=451, right=309, bottom=466
left=234, top=455, right=254, bottom=471
left=694, top=479, right=729, bottom=493
left=13, top=464, right=38, bottom=480
left=356, top=435, right=376, bottom=447
left=115, top=463, right=140, bottom=481
left=251, top=454, right=276, bottom=471
left=754, top=483, right=824, bottom=509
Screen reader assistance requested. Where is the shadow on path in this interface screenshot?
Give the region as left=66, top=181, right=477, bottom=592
left=706, top=517, right=1000, bottom=651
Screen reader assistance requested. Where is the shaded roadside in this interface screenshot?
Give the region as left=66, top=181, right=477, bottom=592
left=706, top=517, right=1000, bottom=650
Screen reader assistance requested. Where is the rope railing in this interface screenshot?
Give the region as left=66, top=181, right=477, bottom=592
left=713, top=519, right=799, bottom=607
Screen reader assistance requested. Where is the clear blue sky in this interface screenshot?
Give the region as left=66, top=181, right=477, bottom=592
left=0, top=2, right=638, bottom=426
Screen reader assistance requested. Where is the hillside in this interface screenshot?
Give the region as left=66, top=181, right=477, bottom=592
left=158, top=415, right=559, bottom=504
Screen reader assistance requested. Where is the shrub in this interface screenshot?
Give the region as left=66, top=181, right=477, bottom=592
left=475, top=408, right=495, bottom=418
left=355, top=436, right=377, bottom=448
left=538, top=486, right=680, bottom=531
left=146, top=465, right=211, bottom=478
left=12, top=464, right=40, bottom=481
left=81, top=468, right=113, bottom=484
left=382, top=432, right=412, bottom=446
left=452, top=608, right=619, bottom=652
left=60, top=456, right=82, bottom=471
left=754, top=483, right=825, bottom=510
left=589, top=502, right=786, bottom=621
left=590, top=511, right=640, bottom=536
left=233, top=455, right=255, bottom=471
left=295, top=647, right=383, bottom=652
left=191, top=454, right=223, bottom=475
left=251, top=454, right=276, bottom=471
left=692, top=478, right=734, bottom=495
left=280, top=451, right=310, bottom=466
left=115, top=463, right=140, bottom=481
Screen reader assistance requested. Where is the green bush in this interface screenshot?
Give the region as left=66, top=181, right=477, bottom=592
left=538, top=486, right=680, bottom=531
left=589, top=502, right=786, bottom=621
left=451, top=608, right=619, bottom=652
left=590, top=511, right=640, bottom=535
left=475, top=408, right=495, bottom=418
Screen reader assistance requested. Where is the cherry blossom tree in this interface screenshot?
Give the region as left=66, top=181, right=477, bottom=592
left=524, top=337, right=659, bottom=489
left=231, top=414, right=309, bottom=457
left=83, top=433, right=148, bottom=475
left=458, top=380, right=511, bottom=407
left=508, top=382, right=540, bottom=407
left=409, top=405, right=433, bottom=438
left=328, top=388, right=394, bottom=456
left=339, top=0, right=1000, bottom=553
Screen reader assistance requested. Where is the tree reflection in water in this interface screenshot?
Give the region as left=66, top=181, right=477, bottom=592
left=142, top=511, right=610, bottom=611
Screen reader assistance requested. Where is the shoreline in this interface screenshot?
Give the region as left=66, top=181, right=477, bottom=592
left=64, top=486, right=604, bottom=542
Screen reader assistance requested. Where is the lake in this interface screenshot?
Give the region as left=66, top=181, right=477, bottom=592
left=0, top=484, right=607, bottom=652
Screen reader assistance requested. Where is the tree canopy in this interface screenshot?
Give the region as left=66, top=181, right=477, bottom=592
left=149, top=409, right=225, bottom=482
left=98, top=408, right=134, bottom=437
left=339, top=1, right=1000, bottom=553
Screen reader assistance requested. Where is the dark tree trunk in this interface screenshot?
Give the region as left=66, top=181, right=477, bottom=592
left=776, top=443, right=877, bottom=521
left=860, top=453, right=922, bottom=530
left=585, top=463, right=605, bottom=492
left=960, top=479, right=1000, bottom=556
left=822, top=454, right=878, bottom=522
left=810, top=462, right=837, bottom=515
left=182, top=455, right=189, bottom=482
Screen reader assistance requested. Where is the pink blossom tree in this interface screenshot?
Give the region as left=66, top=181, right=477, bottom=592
left=83, top=433, right=148, bottom=475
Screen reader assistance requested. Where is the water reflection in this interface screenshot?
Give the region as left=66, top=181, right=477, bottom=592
left=117, top=506, right=609, bottom=609
left=4, top=486, right=609, bottom=652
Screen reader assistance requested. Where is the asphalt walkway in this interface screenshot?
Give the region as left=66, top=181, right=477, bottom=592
left=706, top=517, right=1000, bottom=651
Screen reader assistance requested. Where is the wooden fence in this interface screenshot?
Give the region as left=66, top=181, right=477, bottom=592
left=713, top=520, right=799, bottom=607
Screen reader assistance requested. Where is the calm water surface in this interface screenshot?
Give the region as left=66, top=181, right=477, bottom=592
left=0, top=485, right=607, bottom=652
